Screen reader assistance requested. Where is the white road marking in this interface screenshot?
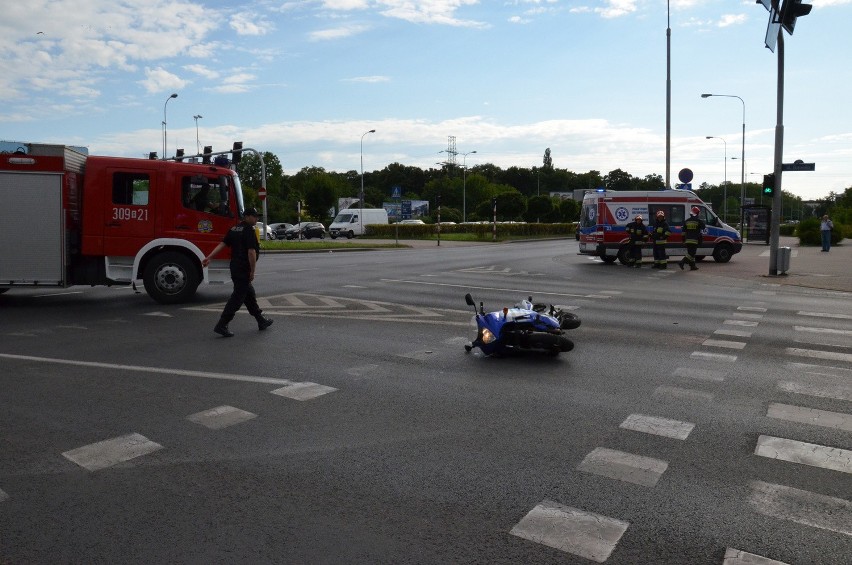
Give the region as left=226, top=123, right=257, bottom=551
left=619, top=414, right=694, bottom=440
left=654, top=386, right=715, bottom=403
left=0, top=353, right=292, bottom=386
left=755, top=435, right=851, bottom=475
left=794, top=325, right=852, bottom=336
left=798, top=311, right=852, bottom=320
left=509, top=500, right=629, bottom=563
left=691, top=351, right=738, bottom=363
left=577, top=447, right=668, bottom=487
left=785, top=361, right=852, bottom=377
left=786, top=347, right=852, bottom=364
left=380, top=279, right=604, bottom=299
left=777, top=380, right=852, bottom=402
left=714, top=328, right=753, bottom=338
left=724, top=319, right=759, bottom=327
left=702, top=339, right=747, bottom=350
left=733, top=312, right=764, bottom=320
left=748, top=480, right=852, bottom=536
left=0, top=488, right=8, bottom=502
left=738, top=306, right=768, bottom=312
left=186, top=406, right=257, bottom=429
left=144, top=312, right=172, bottom=317
left=767, top=403, right=852, bottom=432
left=723, top=548, right=790, bottom=565
left=672, top=367, right=726, bottom=382
left=271, top=382, right=337, bottom=401
left=62, top=433, right=163, bottom=472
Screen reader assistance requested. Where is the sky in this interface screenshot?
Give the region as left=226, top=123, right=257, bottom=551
left=2, top=0, right=850, bottom=202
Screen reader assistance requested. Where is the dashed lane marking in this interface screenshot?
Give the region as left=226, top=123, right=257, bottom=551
left=619, top=413, right=695, bottom=440
left=714, top=328, right=753, bottom=338
left=577, top=447, right=669, bottom=487
left=723, top=548, right=790, bottom=564
left=724, top=319, right=759, bottom=327
left=748, top=480, right=852, bottom=537
left=777, top=380, right=852, bottom=402
left=509, top=500, right=629, bottom=563
left=62, top=433, right=163, bottom=472
left=738, top=306, right=768, bottom=312
left=767, top=403, right=852, bottom=432
left=794, top=325, right=852, bottom=336
left=186, top=406, right=257, bottom=430
left=0, top=353, right=292, bottom=386
left=755, top=435, right=852, bottom=475
left=271, top=382, right=338, bottom=401
left=733, top=312, right=764, bottom=320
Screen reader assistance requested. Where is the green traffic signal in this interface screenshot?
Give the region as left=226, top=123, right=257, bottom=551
left=763, top=173, right=775, bottom=197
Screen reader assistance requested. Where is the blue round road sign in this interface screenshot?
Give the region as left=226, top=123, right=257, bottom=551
left=678, top=168, right=694, bottom=184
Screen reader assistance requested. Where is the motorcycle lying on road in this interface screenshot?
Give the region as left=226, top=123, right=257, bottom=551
left=464, top=293, right=580, bottom=357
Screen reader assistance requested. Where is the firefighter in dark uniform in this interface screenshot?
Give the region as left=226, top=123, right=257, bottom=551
left=202, top=207, right=273, bottom=337
left=679, top=206, right=706, bottom=271
left=650, top=210, right=672, bottom=269
left=624, top=214, right=648, bottom=268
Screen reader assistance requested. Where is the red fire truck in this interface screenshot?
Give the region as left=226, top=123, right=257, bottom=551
left=0, top=142, right=249, bottom=303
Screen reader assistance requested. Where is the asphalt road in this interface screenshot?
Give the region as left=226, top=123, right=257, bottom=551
left=1, top=239, right=850, bottom=564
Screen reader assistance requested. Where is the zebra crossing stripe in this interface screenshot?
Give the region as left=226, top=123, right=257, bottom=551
left=724, top=319, right=759, bottom=327
left=797, top=311, right=852, bottom=320
left=672, top=367, right=726, bottom=382
left=777, top=380, right=852, bottom=402
left=271, top=382, right=338, bottom=401
left=755, top=435, right=852, bottom=475
left=723, top=548, right=789, bottom=565
left=767, top=403, right=852, bottom=432
left=510, top=500, right=629, bottom=562
left=620, top=414, right=695, bottom=440
left=786, top=347, right=852, bottom=364
left=702, top=339, right=747, bottom=350
left=691, top=351, right=737, bottom=363
left=186, top=405, right=257, bottom=429
left=577, top=447, right=669, bottom=487
left=748, top=480, right=852, bottom=536
left=714, top=328, right=753, bottom=338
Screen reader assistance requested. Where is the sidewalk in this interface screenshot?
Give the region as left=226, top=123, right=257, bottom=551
left=713, top=236, right=851, bottom=294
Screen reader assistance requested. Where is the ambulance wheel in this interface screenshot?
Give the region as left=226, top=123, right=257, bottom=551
left=712, top=243, right=734, bottom=263
left=600, top=255, right=617, bottom=264
left=617, top=246, right=631, bottom=265
left=143, top=251, right=199, bottom=304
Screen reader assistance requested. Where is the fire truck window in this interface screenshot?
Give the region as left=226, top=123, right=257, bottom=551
left=183, top=176, right=229, bottom=216
left=112, top=173, right=150, bottom=206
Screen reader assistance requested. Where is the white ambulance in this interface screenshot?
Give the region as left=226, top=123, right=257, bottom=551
left=577, top=189, right=742, bottom=264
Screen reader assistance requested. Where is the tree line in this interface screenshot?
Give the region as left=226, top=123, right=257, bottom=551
left=235, top=151, right=850, bottom=230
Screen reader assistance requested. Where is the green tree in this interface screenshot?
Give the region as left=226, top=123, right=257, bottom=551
left=604, top=168, right=634, bottom=191
left=526, top=195, right=554, bottom=223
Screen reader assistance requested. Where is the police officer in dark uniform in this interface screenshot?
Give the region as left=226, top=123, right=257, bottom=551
left=679, top=206, right=706, bottom=271
left=624, top=214, right=648, bottom=268
left=202, top=207, right=273, bottom=337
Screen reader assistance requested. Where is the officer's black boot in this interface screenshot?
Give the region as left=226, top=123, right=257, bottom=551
left=690, top=264, right=699, bottom=271
left=256, top=314, right=273, bottom=330
left=678, top=258, right=685, bottom=270
left=214, top=317, right=235, bottom=337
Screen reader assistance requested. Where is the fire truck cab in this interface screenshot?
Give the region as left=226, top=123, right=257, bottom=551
left=577, top=189, right=742, bottom=264
left=0, top=143, right=246, bottom=303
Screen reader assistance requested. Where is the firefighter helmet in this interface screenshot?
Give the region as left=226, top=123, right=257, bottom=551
left=656, top=210, right=665, bottom=218
left=691, top=206, right=700, bottom=215
left=635, top=215, right=643, bottom=221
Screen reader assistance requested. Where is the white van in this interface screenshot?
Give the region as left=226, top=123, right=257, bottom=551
left=329, top=208, right=389, bottom=239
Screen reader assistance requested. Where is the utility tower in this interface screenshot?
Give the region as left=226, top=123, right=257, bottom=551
left=445, top=136, right=457, bottom=166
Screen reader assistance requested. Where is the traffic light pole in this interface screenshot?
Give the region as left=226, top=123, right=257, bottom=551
left=769, top=33, right=785, bottom=276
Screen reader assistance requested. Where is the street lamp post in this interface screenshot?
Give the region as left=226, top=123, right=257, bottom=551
left=360, top=129, right=375, bottom=234
left=705, top=136, right=727, bottom=221
left=701, top=93, right=745, bottom=221
left=193, top=114, right=203, bottom=154
left=162, top=93, right=178, bottom=159
left=461, top=150, right=476, bottom=223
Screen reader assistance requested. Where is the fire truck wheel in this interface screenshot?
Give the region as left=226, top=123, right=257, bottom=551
left=600, top=255, right=617, bottom=264
left=616, top=246, right=631, bottom=265
left=143, top=252, right=199, bottom=304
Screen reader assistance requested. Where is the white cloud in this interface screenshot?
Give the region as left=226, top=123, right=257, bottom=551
left=309, top=23, right=371, bottom=40
left=139, top=67, right=188, bottom=94
left=342, top=75, right=391, bottom=83
left=595, top=0, right=637, bottom=19
left=230, top=12, right=274, bottom=36
left=718, top=13, right=747, bottom=27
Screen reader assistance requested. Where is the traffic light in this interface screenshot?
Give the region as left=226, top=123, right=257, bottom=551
left=763, top=173, right=776, bottom=198
left=175, top=148, right=184, bottom=162
left=231, top=141, right=243, bottom=165
left=779, top=0, right=812, bottom=35
left=202, top=145, right=213, bottom=165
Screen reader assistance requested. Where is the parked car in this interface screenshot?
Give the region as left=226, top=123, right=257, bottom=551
left=269, top=222, right=293, bottom=239
left=285, top=221, right=326, bottom=240
left=397, top=219, right=426, bottom=225
left=255, top=222, right=276, bottom=240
